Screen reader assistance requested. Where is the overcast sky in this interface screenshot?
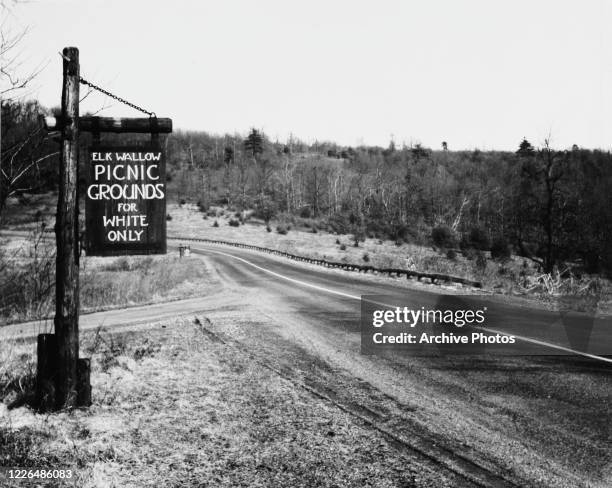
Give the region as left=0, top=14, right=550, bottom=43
left=6, top=0, right=611, bottom=150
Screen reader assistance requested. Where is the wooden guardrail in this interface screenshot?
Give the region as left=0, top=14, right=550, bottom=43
left=167, top=236, right=482, bottom=288
left=5, top=230, right=481, bottom=287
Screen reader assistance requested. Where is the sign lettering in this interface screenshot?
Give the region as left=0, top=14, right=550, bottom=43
left=86, top=146, right=166, bottom=256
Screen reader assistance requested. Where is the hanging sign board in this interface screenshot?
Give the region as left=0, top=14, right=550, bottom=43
left=86, top=145, right=166, bottom=256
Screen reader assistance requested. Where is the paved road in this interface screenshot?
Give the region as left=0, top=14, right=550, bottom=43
left=189, top=243, right=612, bottom=358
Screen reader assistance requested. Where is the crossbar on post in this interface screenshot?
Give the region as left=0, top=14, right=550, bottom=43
left=43, top=116, right=172, bottom=134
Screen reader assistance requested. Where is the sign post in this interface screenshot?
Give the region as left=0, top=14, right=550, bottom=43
left=54, top=46, right=81, bottom=409
left=37, top=46, right=172, bottom=411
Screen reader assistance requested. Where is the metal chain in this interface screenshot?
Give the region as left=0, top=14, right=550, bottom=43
left=79, top=76, right=156, bottom=117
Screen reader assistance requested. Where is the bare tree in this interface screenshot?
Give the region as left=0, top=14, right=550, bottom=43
left=0, top=2, right=57, bottom=220
left=1, top=2, right=46, bottom=101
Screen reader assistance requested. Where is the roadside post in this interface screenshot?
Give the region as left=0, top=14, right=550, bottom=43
left=178, top=245, right=191, bottom=258
left=37, top=46, right=172, bottom=411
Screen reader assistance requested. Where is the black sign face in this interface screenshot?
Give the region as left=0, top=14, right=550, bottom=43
left=86, top=145, right=166, bottom=256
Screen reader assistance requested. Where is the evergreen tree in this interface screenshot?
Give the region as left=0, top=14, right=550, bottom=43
left=244, top=129, right=264, bottom=158
left=516, top=138, right=535, bottom=158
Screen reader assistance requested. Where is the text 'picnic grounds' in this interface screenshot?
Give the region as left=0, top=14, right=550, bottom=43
left=86, top=146, right=167, bottom=256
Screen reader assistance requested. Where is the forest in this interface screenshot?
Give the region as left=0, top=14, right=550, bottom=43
left=2, top=98, right=612, bottom=278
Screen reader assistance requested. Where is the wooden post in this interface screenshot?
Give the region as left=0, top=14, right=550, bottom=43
left=55, top=46, right=80, bottom=409
left=77, top=359, right=92, bottom=407
left=35, top=334, right=58, bottom=410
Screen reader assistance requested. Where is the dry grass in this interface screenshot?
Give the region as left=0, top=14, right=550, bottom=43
left=0, top=338, right=36, bottom=411
left=0, top=318, right=443, bottom=487
left=0, top=194, right=56, bottom=232
left=0, top=236, right=215, bottom=324
left=79, top=255, right=213, bottom=313
left=167, top=203, right=510, bottom=280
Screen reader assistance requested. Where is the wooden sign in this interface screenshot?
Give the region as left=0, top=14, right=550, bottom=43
left=86, top=145, right=166, bottom=256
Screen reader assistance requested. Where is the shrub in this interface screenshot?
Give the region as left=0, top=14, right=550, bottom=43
left=475, top=251, right=487, bottom=271
left=446, top=249, right=457, bottom=260
left=254, top=198, right=277, bottom=224
left=491, top=237, right=511, bottom=261
left=166, top=214, right=172, bottom=221
left=390, top=223, right=410, bottom=243
left=266, top=224, right=272, bottom=232
left=340, top=244, right=347, bottom=251
left=335, top=238, right=341, bottom=245
left=311, top=226, right=318, bottom=233
left=17, top=194, right=31, bottom=205
left=432, top=225, right=456, bottom=248
left=328, top=213, right=351, bottom=234
left=228, top=219, right=240, bottom=227
left=213, top=220, right=219, bottom=227
left=362, top=253, right=370, bottom=262
left=352, top=227, right=366, bottom=247
left=179, top=199, right=186, bottom=206
left=299, top=206, right=311, bottom=218
left=462, top=248, right=476, bottom=260
left=276, top=224, right=288, bottom=235
left=466, top=226, right=490, bottom=250
left=216, top=196, right=229, bottom=205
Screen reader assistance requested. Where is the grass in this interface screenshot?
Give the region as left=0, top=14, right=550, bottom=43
left=0, top=193, right=56, bottom=231
left=0, top=233, right=215, bottom=324
left=0, top=317, right=437, bottom=487
left=80, top=255, right=213, bottom=313
left=0, top=339, right=36, bottom=410
left=166, top=203, right=504, bottom=279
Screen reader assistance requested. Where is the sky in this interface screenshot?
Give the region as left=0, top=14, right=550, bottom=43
left=4, top=0, right=611, bottom=150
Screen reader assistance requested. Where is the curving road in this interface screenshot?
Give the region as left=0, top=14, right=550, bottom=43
left=190, top=243, right=612, bottom=359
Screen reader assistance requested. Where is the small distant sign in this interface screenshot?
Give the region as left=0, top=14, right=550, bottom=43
left=86, top=145, right=166, bottom=256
